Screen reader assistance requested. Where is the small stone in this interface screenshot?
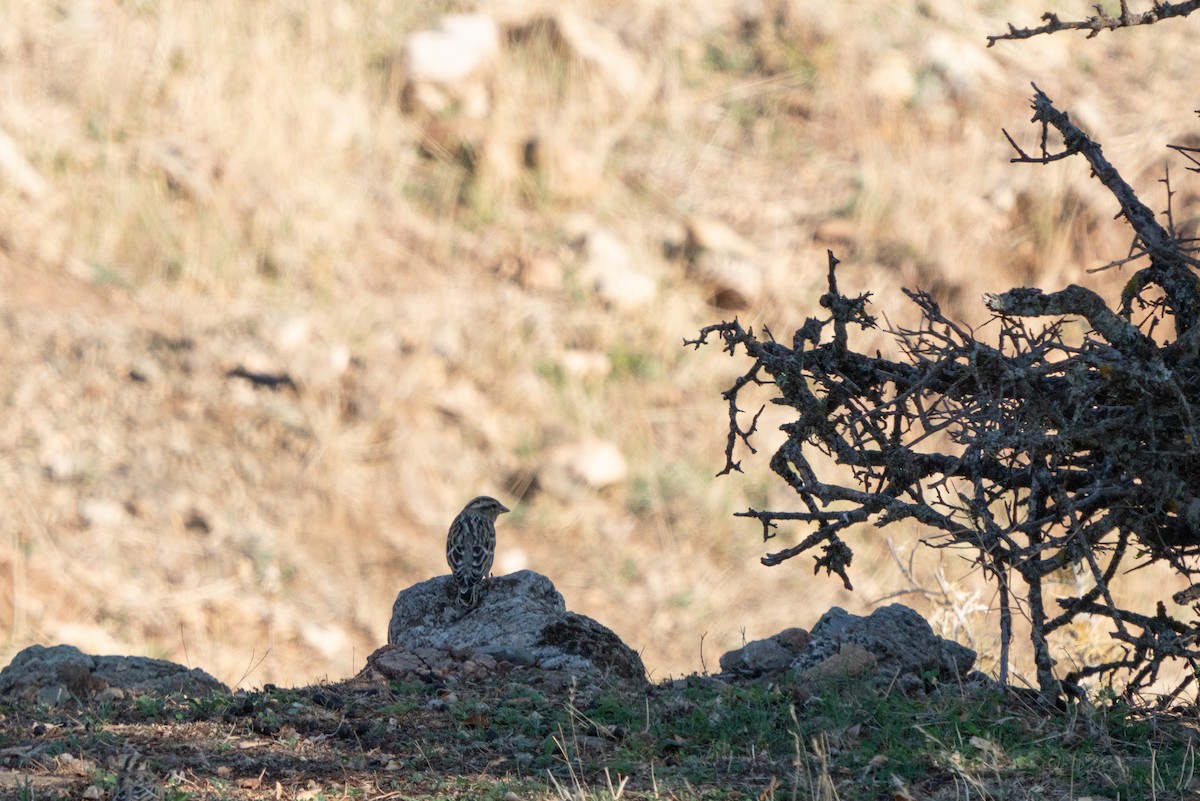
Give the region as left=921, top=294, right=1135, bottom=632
left=301, top=622, right=351, bottom=659
left=921, top=32, right=1002, bottom=102
left=580, top=228, right=657, bottom=309
left=524, top=134, right=607, bottom=202
left=540, top=439, right=628, bottom=499
left=95, top=686, right=126, bottom=703
left=772, top=627, right=812, bottom=652
left=44, top=450, right=83, bottom=482
left=560, top=350, right=612, bottom=381
left=517, top=255, right=564, bottom=293
left=36, top=685, right=70, bottom=706
left=276, top=317, right=312, bottom=351
left=796, top=604, right=977, bottom=685
left=866, top=50, right=917, bottom=105
left=78, top=498, right=128, bottom=528
left=568, top=440, right=626, bottom=487
left=798, top=643, right=877, bottom=683
left=403, top=14, right=500, bottom=91
left=719, top=638, right=792, bottom=676
left=585, top=227, right=630, bottom=271
left=594, top=266, right=656, bottom=308
left=128, top=357, right=163, bottom=384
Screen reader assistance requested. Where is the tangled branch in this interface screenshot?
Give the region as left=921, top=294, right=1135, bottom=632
left=691, top=88, right=1200, bottom=702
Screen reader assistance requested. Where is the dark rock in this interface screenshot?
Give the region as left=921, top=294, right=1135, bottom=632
left=794, top=604, right=976, bottom=686
left=718, top=627, right=813, bottom=677
left=716, top=605, right=974, bottom=690
left=0, top=644, right=228, bottom=704
left=719, top=638, right=793, bottom=676
left=385, top=569, right=645, bottom=682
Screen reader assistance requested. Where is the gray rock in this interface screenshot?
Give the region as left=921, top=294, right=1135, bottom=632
left=386, top=570, right=645, bottom=682
left=718, top=627, right=813, bottom=677
left=719, top=638, right=792, bottom=675
left=794, top=604, right=976, bottom=685
left=0, top=644, right=228, bottom=703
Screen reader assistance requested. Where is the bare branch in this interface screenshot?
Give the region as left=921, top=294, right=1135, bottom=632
left=694, top=70, right=1200, bottom=703
left=987, top=1, right=1200, bottom=46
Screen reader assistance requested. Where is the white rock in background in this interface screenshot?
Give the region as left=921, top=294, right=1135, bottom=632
left=43, top=449, right=84, bottom=482
left=78, top=497, right=128, bottom=528
left=579, top=227, right=657, bottom=309
left=565, top=439, right=627, bottom=488
left=301, top=621, right=351, bottom=660
left=539, top=439, right=628, bottom=500
left=866, top=49, right=917, bottom=106
left=586, top=227, right=633, bottom=272
left=560, top=349, right=612, bottom=381
left=922, top=33, right=1002, bottom=102
left=402, top=13, right=501, bottom=118
left=594, top=265, right=657, bottom=309
left=404, top=14, right=500, bottom=85
left=275, top=317, right=312, bottom=352
left=436, top=379, right=503, bottom=448
left=495, top=545, right=530, bottom=575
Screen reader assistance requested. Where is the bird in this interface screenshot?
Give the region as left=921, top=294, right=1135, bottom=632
left=445, top=495, right=510, bottom=608
left=111, top=749, right=164, bottom=801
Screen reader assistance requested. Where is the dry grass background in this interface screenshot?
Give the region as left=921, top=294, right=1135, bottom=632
left=0, top=0, right=1197, bottom=691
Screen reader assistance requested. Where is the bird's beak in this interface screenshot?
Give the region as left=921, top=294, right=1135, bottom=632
left=499, top=503, right=511, bottom=514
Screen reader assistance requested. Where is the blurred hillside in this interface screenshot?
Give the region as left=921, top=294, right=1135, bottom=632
left=0, top=0, right=1197, bottom=689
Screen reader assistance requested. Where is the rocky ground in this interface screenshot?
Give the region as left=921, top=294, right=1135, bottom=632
left=2, top=0, right=1199, bottom=741
left=4, top=592, right=1197, bottom=800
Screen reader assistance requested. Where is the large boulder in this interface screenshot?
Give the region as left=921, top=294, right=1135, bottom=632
left=0, top=644, right=228, bottom=705
left=385, top=570, right=645, bottom=682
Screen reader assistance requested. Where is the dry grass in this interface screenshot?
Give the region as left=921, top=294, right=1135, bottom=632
left=0, top=0, right=1197, bottom=692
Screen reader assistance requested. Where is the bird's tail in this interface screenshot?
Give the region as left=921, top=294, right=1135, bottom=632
left=457, top=582, right=482, bottom=609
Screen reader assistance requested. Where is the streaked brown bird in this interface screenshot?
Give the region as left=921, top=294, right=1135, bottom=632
left=445, top=495, right=509, bottom=608
left=111, top=749, right=164, bottom=801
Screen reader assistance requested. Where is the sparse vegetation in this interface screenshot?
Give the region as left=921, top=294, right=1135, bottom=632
left=3, top=0, right=1200, bottom=796
left=3, top=672, right=1199, bottom=799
